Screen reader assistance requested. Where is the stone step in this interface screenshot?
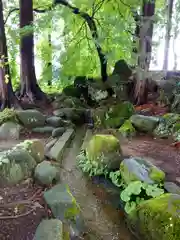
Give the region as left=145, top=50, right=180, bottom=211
left=48, top=128, right=75, bottom=162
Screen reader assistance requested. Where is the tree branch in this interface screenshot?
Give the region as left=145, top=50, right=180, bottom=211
left=54, top=0, right=108, bottom=82
left=4, top=7, right=52, bottom=24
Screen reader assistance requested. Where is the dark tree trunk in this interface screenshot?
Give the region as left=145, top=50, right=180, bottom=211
left=47, top=33, right=52, bottom=86
left=132, top=0, right=156, bottom=105
left=0, top=0, right=20, bottom=109
left=19, top=0, right=47, bottom=102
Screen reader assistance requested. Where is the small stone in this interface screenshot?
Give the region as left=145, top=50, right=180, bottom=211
left=46, top=116, right=65, bottom=127
left=34, top=219, right=64, bottom=240
left=32, top=126, right=54, bottom=134
left=34, top=161, right=59, bottom=185
left=52, top=127, right=66, bottom=138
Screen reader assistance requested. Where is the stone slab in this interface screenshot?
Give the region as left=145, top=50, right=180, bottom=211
left=49, top=128, right=75, bottom=162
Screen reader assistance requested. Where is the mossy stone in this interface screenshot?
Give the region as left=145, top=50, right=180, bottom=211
left=119, top=119, right=136, bottom=138
left=128, top=193, right=180, bottom=240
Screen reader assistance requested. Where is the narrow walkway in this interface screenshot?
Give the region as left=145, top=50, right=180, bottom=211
left=60, top=127, right=135, bottom=240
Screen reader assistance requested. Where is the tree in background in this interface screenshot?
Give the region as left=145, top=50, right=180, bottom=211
left=163, top=0, right=174, bottom=71
left=19, top=0, right=47, bottom=102
left=0, top=0, right=19, bottom=109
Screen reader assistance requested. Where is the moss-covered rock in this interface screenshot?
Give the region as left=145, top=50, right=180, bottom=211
left=16, top=139, right=44, bottom=163
left=128, top=194, right=180, bottom=240
left=0, top=108, right=18, bottom=126
left=131, top=115, right=159, bottom=133
left=118, top=119, right=136, bottom=138
left=104, top=101, right=135, bottom=128
left=78, top=134, right=123, bottom=176
left=120, top=157, right=165, bottom=185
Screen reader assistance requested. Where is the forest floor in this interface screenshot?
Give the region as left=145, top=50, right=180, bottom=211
left=0, top=103, right=179, bottom=239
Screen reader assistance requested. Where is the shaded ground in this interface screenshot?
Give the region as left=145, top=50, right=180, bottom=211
left=0, top=182, right=50, bottom=240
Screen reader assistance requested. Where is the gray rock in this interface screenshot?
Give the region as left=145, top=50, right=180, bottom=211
left=16, top=139, right=44, bottom=163
left=130, top=114, right=159, bottom=132
left=34, top=161, right=59, bottom=185
left=7, top=147, right=37, bottom=178
left=0, top=153, right=24, bottom=186
left=44, top=184, right=85, bottom=235
left=164, top=182, right=180, bottom=195
left=49, top=129, right=75, bottom=162
left=0, top=121, right=21, bottom=140
left=53, top=108, right=84, bottom=123
left=34, top=219, right=64, bottom=240
left=46, top=116, right=65, bottom=127
left=52, top=127, right=66, bottom=138
left=16, top=109, right=46, bottom=128
left=120, top=157, right=165, bottom=185
left=32, top=126, right=54, bottom=134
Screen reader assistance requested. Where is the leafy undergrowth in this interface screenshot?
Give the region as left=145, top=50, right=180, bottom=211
left=109, top=170, right=165, bottom=214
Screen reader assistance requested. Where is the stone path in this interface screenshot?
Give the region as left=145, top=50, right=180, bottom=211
left=59, top=127, right=135, bottom=240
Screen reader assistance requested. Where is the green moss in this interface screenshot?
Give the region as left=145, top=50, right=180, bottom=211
left=104, top=101, right=135, bottom=128
left=119, top=119, right=136, bottom=137
left=149, top=166, right=165, bottom=183
left=129, top=194, right=180, bottom=240
left=64, top=185, right=80, bottom=221
left=0, top=108, right=18, bottom=125
left=173, top=122, right=180, bottom=132
left=86, top=134, right=120, bottom=160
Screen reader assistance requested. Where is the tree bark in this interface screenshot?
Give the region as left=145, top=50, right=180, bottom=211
left=47, top=34, right=52, bottom=86
left=163, top=0, right=174, bottom=71
left=0, top=0, right=19, bottom=109
left=132, top=0, right=156, bottom=105
left=19, top=0, right=47, bottom=102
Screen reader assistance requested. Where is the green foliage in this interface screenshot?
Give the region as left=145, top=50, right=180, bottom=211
left=109, top=170, right=125, bottom=188
left=120, top=181, right=165, bottom=214
left=77, top=150, right=109, bottom=177
left=0, top=108, right=18, bottom=125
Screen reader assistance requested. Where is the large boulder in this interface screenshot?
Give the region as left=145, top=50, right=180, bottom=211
left=6, top=147, right=37, bottom=178
left=130, top=114, right=159, bottom=133
left=104, top=102, right=135, bottom=128
left=31, top=126, right=54, bottom=134
left=128, top=194, right=180, bottom=240
left=16, top=109, right=46, bottom=128
left=15, top=139, right=44, bottom=163
left=78, top=134, right=123, bottom=176
left=0, top=153, right=24, bottom=186
left=44, top=184, right=85, bottom=237
left=120, top=157, right=165, bottom=185
left=0, top=121, right=21, bottom=140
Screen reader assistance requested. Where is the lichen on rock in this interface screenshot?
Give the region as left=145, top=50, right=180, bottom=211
left=104, top=101, right=135, bottom=128
left=119, top=119, right=136, bottom=138
left=78, top=134, right=123, bottom=176
left=128, top=193, right=180, bottom=240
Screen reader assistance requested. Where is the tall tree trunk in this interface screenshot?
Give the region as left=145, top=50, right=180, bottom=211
left=133, top=0, right=155, bottom=105
left=0, top=0, right=19, bottom=109
left=47, top=33, right=52, bottom=86
left=163, top=0, right=174, bottom=71
left=19, top=0, right=47, bottom=102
